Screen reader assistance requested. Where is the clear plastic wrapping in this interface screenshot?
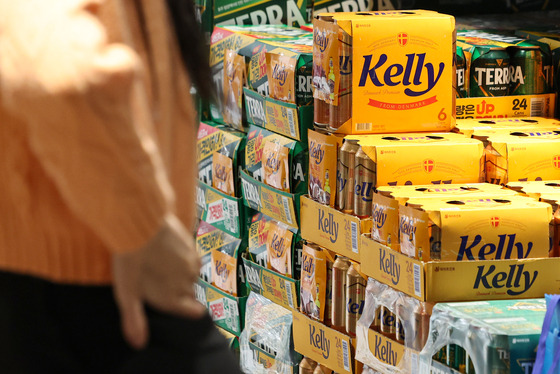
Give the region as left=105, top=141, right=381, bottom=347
left=355, top=279, right=422, bottom=373
left=240, top=292, right=300, bottom=374
left=419, top=299, right=547, bottom=374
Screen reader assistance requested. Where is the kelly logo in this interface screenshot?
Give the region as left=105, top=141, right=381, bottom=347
left=400, top=217, right=416, bottom=241
left=554, top=155, right=560, bottom=169
left=265, top=154, right=280, bottom=173
left=314, top=30, right=329, bottom=53
left=272, top=63, right=288, bottom=86
left=491, top=216, right=500, bottom=228
left=372, top=205, right=387, bottom=229
left=473, top=264, right=537, bottom=296
left=309, top=141, right=326, bottom=165
left=270, top=233, right=286, bottom=257
left=337, top=169, right=347, bottom=193
left=215, top=164, right=228, bottom=182
left=355, top=181, right=374, bottom=202
left=457, top=234, right=533, bottom=261
left=373, top=335, right=398, bottom=366
left=347, top=297, right=365, bottom=315
left=215, top=260, right=230, bottom=283
left=379, top=246, right=400, bottom=285
left=302, top=253, right=315, bottom=278
left=309, top=325, right=331, bottom=359
left=358, top=53, right=445, bottom=97
left=318, top=208, right=339, bottom=243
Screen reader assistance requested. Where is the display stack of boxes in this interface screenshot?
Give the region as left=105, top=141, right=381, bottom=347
left=301, top=10, right=560, bottom=374
left=194, top=2, right=560, bottom=374
left=197, top=4, right=314, bottom=373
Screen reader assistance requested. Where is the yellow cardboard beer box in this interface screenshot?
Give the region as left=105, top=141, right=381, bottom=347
left=346, top=132, right=484, bottom=187
left=485, top=131, right=560, bottom=185
left=371, top=183, right=519, bottom=250
left=398, top=196, right=551, bottom=261
left=454, top=117, right=560, bottom=138
left=313, top=11, right=456, bottom=134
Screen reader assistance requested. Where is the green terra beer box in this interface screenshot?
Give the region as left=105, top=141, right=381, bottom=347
left=210, top=25, right=312, bottom=127
left=245, top=124, right=308, bottom=195
left=196, top=221, right=248, bottom=298
left=457, top=30, right=554, bottom=97
left=420, top=298, right=546, bottom=374
left=197, top=121, right=246, bottom=197
left=213, top=0, right=308, bottom=27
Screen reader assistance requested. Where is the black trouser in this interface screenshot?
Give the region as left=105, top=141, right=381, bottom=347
left=0, top=271, right=242, bottom=374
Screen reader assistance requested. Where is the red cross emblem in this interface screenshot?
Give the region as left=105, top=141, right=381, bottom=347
left=554, top=155, right=560, bottom=169
left=423, top=159, right=435, bottom=173
left=491, top=216, right=500, bottom=228
left=398, top=33, right=408, bottom=47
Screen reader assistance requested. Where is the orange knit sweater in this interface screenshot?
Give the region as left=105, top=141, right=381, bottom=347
left=0, top=0, right=198, bottom=284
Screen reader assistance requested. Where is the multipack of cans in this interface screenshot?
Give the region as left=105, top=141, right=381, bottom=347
left=419, top=298, right=547, bottom=374
left=210, top=24, right=312, bottom=127
left=197, top=121, right=246, bottom=197
left=239, top=292, right=301, bottom=374
left=456, top=30, right=555, bottom=98
left=246, top=124, right=308, bottom=194
left=312, top=10, right=456, bottom=134
left=299, top=245, right=368, bottom=336
left=400, top=195, right=552, bottom=261
left=452, top=117, right=560, bottom=139
left=371, top=182, right=519, bottom=252
left=506, top=180, right=560, bottom=256
left=247, top=212, right=303, bottom=279
left=355, top=278, right=434, bottom=372
left=483, top=130, right=560, bottom=185
left=196, top=221, right=247, bottom=296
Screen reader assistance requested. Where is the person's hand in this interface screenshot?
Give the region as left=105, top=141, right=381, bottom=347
left=112, top=214, right=206, bottom=349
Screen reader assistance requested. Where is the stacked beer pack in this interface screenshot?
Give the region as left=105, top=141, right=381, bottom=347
left=202, top=21, right=319, bottom=374
left=298, top=9, right=560, bottom=374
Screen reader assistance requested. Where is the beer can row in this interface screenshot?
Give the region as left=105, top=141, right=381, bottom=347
left=336, top=139, right=375, bottom=218
left=300, top=244, right=367, bottom=339
left=433, top=344, right=475, bottom=374
left=365, top=279, right=431, bottom=351
left=313, top=28, right=352, bottom=133
left=456, top=31, right=555, bottom=98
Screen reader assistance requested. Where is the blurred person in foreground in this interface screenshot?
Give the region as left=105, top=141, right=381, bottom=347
left=0, top=1, right=241, bottom=373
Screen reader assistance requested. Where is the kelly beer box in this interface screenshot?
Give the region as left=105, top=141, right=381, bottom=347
left=453, top=117, right=560, bottom=138
left=484, top=130, right=560, bottom=185
left=360, top=235, right=560, bottom=303
left=313, top=10, right=456, bottom=134
left=300, top=195, right=372, bottom=262
left=371, top=183, right=520, bottom=251
left=345, top=133, right=485, bottom=187
left=292, top=310, right=357, bottom=374
left=244, top=88, right=314, bottom=142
